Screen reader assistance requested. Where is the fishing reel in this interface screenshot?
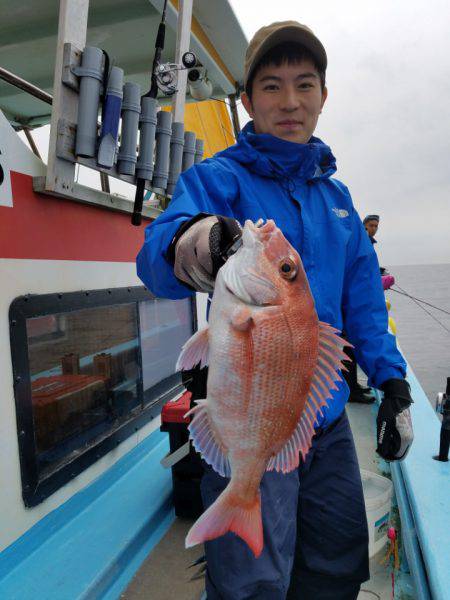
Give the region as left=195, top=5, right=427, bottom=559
left=154, top=51, right=212, bottom=99
left=434, top=377, right=450, bottom=462
left=154, top=61, right=180, bottom=96
left=436, top=392, right=447, bottom=416
left=436, top=377, right=450, bottom=415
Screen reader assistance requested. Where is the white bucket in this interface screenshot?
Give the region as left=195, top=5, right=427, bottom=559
left=360, top=469, right=393, bottom=558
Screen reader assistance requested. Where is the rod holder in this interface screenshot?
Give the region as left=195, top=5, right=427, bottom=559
left=74, top=46, right=104, bottom=157
left=182, top=131, right=196, bottom=172
left=97, top=66, right=124, bottom=168
left=194, top=138, right=204, bottom=164
left=117, top=82, right=141, bottom=176
left=152, top=110, right=173, bottom=191
left=166, top=121, right=185, bottom=195
left=136, top=97, right=158, bottom=181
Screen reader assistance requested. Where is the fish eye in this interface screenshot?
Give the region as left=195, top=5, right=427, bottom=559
left=279, top=257, right=297, bottom=280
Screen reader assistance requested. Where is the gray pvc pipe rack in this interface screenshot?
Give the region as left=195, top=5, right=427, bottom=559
left=74, top=46, right=104, bottom=158
left=194, top=138, right=204, bottom=164
left=136, top=97, right=158, bottom=182
left=182, top=131, right=196, bottom=172
left=152, top=110, right=173, bottom=191
left=97, top=66, right=124, bottom=168
left=117, top=82, right=141, bottom=176
left=56, top=41, right=208, bottom=204
left=166, top=121, right=185, bottom=195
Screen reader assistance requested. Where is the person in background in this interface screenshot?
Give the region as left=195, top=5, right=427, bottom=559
left=364, top=214, right=387, bottom=274
left=345, top=214, right=387, bottom=400
left=343, top=347, right=374, bottom=404
left=363, top=214, right=380, bottom=244
left=137, top=21, right=414, bottom=600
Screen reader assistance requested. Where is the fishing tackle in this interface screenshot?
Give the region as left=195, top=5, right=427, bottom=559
left=434, top=377, right=450, bottom=462
left=131, top=2, right=199, bottom=225
left=381, top=527, right=400, bottom=599
left=131, top=0, right=169, bottom=226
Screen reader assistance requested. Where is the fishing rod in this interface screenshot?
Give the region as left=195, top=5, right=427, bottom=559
left=131, top=0, right=169, bottom=226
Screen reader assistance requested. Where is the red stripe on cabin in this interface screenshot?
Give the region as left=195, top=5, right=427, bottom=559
left=0, top=172, right=151, bottom=262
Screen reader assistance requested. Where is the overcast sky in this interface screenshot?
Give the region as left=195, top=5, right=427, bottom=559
left=21, top=1, right=449, bottom=266
left=229, top=0, right=450, bottom=266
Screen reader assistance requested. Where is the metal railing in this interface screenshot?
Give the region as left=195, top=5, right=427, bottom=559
left=0, top=66, right=52, bottom=105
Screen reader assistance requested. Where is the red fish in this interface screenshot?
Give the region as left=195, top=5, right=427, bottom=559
left=177, top=220, right=348, bottom=557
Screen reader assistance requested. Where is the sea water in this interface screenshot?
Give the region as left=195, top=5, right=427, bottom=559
left=385, top=263, right=450, bottom=405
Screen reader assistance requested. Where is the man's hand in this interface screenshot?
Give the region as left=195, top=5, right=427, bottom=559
left=174, top=215, right=241, bottom=292
left=376, top=378, right=413, bottom=461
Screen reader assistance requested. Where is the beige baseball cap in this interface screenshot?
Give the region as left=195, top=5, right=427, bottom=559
left=244, top=21, right=327, bottom=89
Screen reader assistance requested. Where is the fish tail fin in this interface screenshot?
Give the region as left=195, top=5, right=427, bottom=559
left=185, top=490, right=263, bottom=558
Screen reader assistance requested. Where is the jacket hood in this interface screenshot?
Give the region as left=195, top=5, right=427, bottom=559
left=216, top=121, right=337, bottom=182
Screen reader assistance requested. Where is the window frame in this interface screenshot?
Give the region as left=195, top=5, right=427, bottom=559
left=9, top=286, right=196, bottom=507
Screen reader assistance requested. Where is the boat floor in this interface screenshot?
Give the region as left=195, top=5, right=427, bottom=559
left=121, top=517, right=204, bottom=600
left=122, top=398, right=410, bottom=600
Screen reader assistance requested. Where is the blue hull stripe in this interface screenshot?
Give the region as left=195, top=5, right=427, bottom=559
left=400, top=366, right=450, bottom=600
left=376, top=362, right=449, bottom=600
left=0, top=428, right=174, bottom=599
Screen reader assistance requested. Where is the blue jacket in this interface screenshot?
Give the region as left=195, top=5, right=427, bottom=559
left=137, top=122, right=406, bottom=427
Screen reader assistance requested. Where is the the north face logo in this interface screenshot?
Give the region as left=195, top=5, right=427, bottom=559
left=332, top=208, right=349, bottom=218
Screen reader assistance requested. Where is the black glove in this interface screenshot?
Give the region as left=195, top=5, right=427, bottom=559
left=377, top=378, right=414, bottom=461
left=167, top=213, right=241, bottom=292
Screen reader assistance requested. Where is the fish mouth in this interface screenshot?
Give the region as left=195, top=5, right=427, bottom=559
left=243, top=219, right=276, bottom=245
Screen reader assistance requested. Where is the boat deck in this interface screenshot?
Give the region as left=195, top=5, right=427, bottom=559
left=347, top=402, right=402, bottom=600
left=122, top=398, right=412, bottom=600
left=121, top=518, right=204, bottom=600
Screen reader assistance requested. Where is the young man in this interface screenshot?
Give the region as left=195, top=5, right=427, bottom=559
left=137, top=21, right=413, bottom=600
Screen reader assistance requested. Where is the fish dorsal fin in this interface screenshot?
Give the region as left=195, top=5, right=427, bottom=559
left=176, top=327, right=209, bottom=371
left=185, top=400, right=231, bottom=478
left=267, top=321, right=348, bottom=473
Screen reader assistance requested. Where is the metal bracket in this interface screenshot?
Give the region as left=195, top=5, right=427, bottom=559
left=54, top=117, right=156, bottom=189
left=33, top=175, right=161, bottom=219
left=62, top=42, right=82, bottom=91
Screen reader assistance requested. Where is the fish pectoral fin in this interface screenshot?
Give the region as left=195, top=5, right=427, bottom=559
left=231, top=304, right=284, bottom=331
left=266, top=405, right=318, bottom=474
left=230, top=306, right=254, bottom=332
left=266, top=423, right=304, bottom=474
left=176, top=327, right=209, bottom=371
left=266, top=322, right=350, bottom=474
left=188, top=399, right=231, bottom=478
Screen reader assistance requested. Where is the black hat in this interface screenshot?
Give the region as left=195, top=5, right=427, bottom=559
left=363, top=214, right=380, bottom=225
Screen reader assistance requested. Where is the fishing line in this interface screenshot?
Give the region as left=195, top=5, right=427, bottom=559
left=131, top=0, right=168, bottom=226
left=390, top=284, right=450, bottom=335
left=210, top=96, right=242, bottom=107
left=390, top=286, right=450, bottom=316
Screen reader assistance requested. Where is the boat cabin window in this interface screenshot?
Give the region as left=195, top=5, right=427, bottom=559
left=10, top=287, right=195, bottom=506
